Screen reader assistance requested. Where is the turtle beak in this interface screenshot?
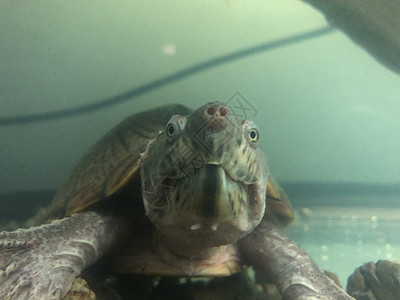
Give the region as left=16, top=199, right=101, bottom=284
left=173, top=163, right=250, bottom=223
left=196, top=164, right=232, bottom=220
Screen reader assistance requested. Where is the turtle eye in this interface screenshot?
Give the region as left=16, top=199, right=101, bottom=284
left=166, top=122, right=177, bottom=138
left=165, top=114, right=187, bottom=142
left=248, top=128, right=259, bottom=144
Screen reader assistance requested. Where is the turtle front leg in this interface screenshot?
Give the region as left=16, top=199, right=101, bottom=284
left=238, top=220, right=354, bottom=300
left=0, top=211, right=124, bottom=299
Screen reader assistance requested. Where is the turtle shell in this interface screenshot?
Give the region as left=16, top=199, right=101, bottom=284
left=44, top=104, right=191, bottom=221
left=44, top=104, right=293, bottom=228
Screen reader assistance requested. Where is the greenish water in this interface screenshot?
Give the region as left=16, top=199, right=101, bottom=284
left=282, top=182, right=400, bottom=287
left=287, top=205, right=400, bottom=286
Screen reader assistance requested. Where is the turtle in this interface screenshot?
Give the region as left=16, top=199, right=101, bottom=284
left=0, top=102, right=353, bottom=299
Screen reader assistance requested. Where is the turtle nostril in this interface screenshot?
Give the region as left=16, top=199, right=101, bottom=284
left=207, top=106, right=218, bottom=116
left=206, top=105, right=228, bottom=116
left=219, top=106, right=227, bottom=116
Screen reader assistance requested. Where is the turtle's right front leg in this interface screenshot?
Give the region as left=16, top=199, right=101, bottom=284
left=0, top=211, right=124, bottom=299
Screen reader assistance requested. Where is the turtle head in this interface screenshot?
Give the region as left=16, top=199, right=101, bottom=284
left=140, top=102, right=268, bottom=249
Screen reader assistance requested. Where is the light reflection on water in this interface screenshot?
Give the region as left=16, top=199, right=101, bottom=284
left=287, top=206, right=400, bottom=286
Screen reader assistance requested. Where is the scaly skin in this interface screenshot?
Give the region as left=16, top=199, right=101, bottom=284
left=0, top=212, right=123, bottom=299
left=239, top=219, right=355, bottom=299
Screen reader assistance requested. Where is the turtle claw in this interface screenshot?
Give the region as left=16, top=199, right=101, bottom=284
left=347, top=260, right=400, bottom=300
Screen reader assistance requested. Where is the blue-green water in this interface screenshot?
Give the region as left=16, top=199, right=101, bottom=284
left=287, top=204, right=400, bottom=286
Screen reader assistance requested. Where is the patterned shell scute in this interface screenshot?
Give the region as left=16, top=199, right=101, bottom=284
left=44, top=104, right=192, bottom=220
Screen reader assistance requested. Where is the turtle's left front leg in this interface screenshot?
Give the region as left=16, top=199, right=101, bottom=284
left=0, top=211, right=125, bottom=299
left=238, top=220, right=354, bottom=299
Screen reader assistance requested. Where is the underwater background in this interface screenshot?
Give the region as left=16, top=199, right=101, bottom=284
left=1, top=0, right=399, bottom=288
